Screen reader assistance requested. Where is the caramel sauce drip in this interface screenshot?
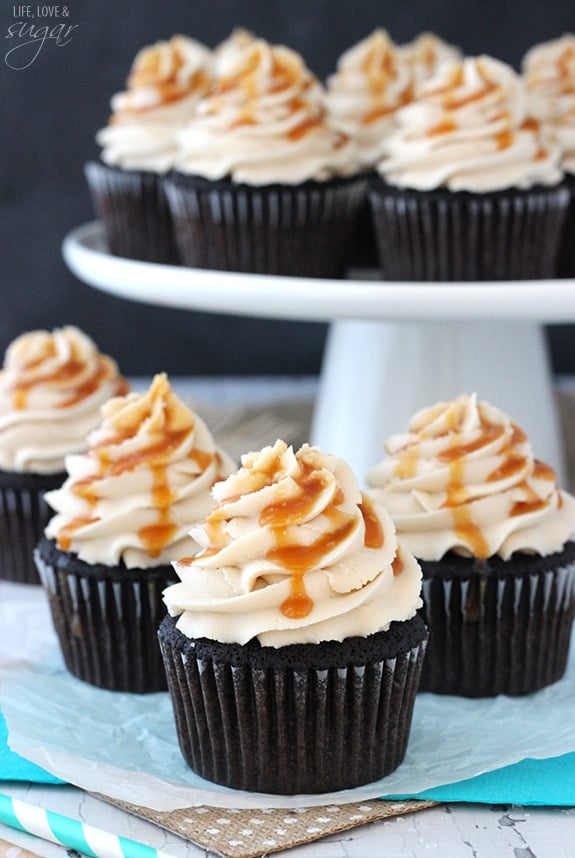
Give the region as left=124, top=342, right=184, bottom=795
left=533, top=459, right=557, bottom=482
left=394, top=447, right=420, bottom=479
left=10, top=355, right=126, bottom=411
left=453, top=506, right=491, bottom=558
left=487, top=453, right=526, bottom=483
left=495, top=129, right=514, bottom=150
left=358, top=493, right=384, bottom=549
left=392, top=552, right=404, bottom=577
left=59, top=382, right=203, bottom=558
left=57, top=517, right=97, bottom=552
left=427, top=119, right=457, bottom=137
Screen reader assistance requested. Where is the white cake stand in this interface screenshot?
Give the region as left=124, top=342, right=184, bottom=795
left=63, top=221, right=575, bottom=485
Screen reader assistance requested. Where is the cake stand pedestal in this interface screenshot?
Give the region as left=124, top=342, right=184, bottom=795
left=313, top=318, right=559, bottom=483
left=63, top=221, right=575, bottom=485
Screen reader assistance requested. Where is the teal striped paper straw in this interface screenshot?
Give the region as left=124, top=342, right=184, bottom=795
left=0, top=793, right=174, bottom=858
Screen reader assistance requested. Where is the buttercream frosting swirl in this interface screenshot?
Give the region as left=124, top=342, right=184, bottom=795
left=175, top=39, right=356, bottom=184
left=0, top=326, right=128, bottom=474
left=164, top=439, right=422, bottom=647
left=400, top=32, right=462, bottom=88
left=44, top=373, right=236, bottom=569
left=366, top=394, right=575, bottom=561
left=97, top=35, right=214, bottom=172
left=325, top=30, right=414, bottom=168
left=523, top=34, right=575, bottom=175
left=377, top=55, right=563, bottom=192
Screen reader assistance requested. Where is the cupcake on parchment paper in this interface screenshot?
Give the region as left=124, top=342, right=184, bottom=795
left=370, top=55, right=569, bottom=280
left=164, top=38, right=366, bottom=277
left=159, top=439, right=427, bottom=794
left=0, top=326, right=128, bottom=585
left=523, top=33, right=575, bottom=276
left=325, top=29, right=460, bottom=268
left=366, top=393, right=575, bottom=697
left=86, top=35, right=213, bottom=264
left=35, top=373, right=235, bottom=693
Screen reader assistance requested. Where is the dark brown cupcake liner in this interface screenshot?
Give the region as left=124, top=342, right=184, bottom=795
left=0, top=469, right=65, bottom=584
left=368, top=178, right=571, bottom=281
left=418, top=545, right=575, bottom=697
left=85, top=161, right=180, bottom=265
left=556, top=174, right=575, bottom=277
left=163, top=172, right=367, bottom=277
left=35, top=536, right=176, bottom=693
left=158, top=612, right=428, bottom=794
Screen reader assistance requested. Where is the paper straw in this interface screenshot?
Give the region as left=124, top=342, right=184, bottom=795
left=0, top=793, right=175, bottom=858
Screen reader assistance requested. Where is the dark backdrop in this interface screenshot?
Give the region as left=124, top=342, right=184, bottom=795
left=2, top=0, right=574, bottom=375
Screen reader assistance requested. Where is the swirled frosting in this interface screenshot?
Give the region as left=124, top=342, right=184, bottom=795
left=377, top=56, right=563, bottom=192
left=400, top=32, right=462, bottom=89
left=97, top=35, right=214, bottom=172
left=164, top=439, right=422, bottom=647
left=523, top=34, right=575, bottom=175
left=0, top=327, right=128, bottom=474
left=366, top=394, right=575, bottom=562
left=325, top=30, right=414, bottom=168
left=175, top=39, right=356, bottom=184
left=44, top=374, right=236, bottom=569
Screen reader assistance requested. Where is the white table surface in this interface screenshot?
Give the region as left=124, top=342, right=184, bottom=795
left=1, top=376, right=574, bottom=858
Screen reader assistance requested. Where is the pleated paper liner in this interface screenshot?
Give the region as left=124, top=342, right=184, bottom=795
left=368, top=179, right=571, bottom=281
left=163, top=172, right=367, bottom=277
left=0, top=469, right=65, bottom=585
left=34, top=536, right=175, bottom=693
left=95, top=793, right=436, bottom=858
left=419, top=544, right=575, bottom=697
left=85, top=161, right=180, bottom=265
left=158, top=613, right=428, bottom=795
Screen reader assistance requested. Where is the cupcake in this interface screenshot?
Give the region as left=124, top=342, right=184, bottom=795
left=164, top=38, right=366, bottom=277
left=325, top=30, right=459, bottom=268
left=366, top=393, right=575, bottom=697
left=86, top=35, right=213, bottom=264
left=0, top=326, right=128, bottom=585
left=35, top=373, right=235, bottom=693
left=522, top=34, right=575, bottom=276
left=369, top=55, right=569, bottom=280
left=159, top=439, right=427, bottom=794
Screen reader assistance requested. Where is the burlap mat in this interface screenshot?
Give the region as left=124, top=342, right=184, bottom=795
left=94, top=795, right=435, bottom=858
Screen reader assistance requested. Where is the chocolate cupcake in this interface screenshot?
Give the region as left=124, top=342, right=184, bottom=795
left=159, top=439, right=427, bottom=794
left=35, top=374, right=235, bottom=692
left=165, top=38, right=366, bottom=277
left=0, top=326, right=128, bottom=584
left=86, top=35, right=213, bottom=264
left=366, top=393, right=575, bottom=697
left=370, top=56, right=569, bottom=280
left=522, top=34, right=575, bottom=277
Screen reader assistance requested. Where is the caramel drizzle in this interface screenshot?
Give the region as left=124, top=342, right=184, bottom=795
left=56, top=388, right=213, bottom=559
left=393, top=404, right=555, bottom=558
left=11, top=356, right=125, bottom=411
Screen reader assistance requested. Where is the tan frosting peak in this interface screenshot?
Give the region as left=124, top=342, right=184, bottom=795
left=523, top=34, right=575, bottom=174
left=0, top=326, right=128, bottom=474
left=97, top=35, right=213, bottom=172
left=377, top=55, right=563, bottom=191
left=175, top=39, right=356, bottom=184
left=400, top=32, right=462, bottom=87
left=325, top=29, right=414, bottom=166
left=44, top=373, right=236, bottom=568
left=114, top=35, right=213, bottom=113
left=367, top=393, right=575, bottom=561
left=164, top=440, right=422, bottom=647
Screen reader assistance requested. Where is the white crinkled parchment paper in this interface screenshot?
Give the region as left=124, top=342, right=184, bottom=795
left=2, top=582, right=575, bottom=810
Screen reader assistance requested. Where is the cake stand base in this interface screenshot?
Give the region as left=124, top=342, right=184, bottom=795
left=311, top=319, right=566, bottom=486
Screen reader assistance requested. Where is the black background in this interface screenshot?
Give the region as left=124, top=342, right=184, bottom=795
left=2, top=0, right=574, bottom=376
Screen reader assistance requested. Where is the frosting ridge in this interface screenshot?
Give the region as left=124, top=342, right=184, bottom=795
left=44, top=373, right=235, bottom=568
left=165, top=439, right=422, bottom=646
left=0, top=326, right=128, bottom=474
left=366, top=393, right=575, bottom=561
